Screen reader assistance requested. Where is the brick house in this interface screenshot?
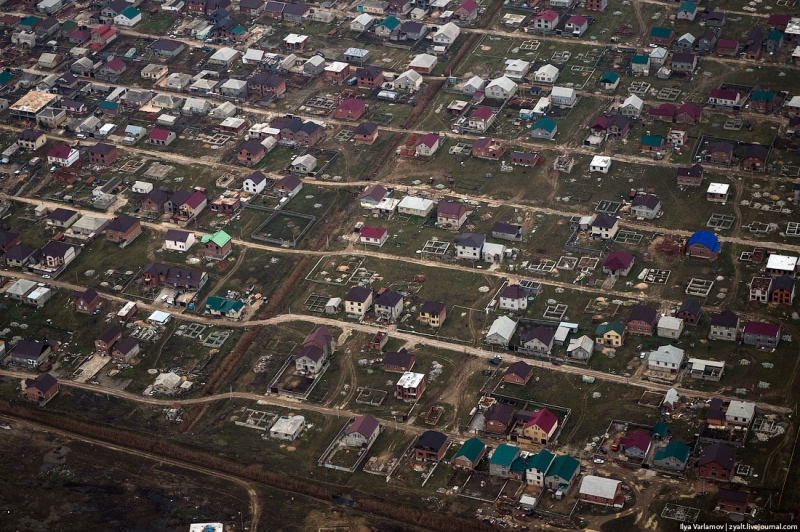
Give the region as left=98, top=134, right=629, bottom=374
left=483, top=403, right=515, bottom=435
left=649, top=26, right=675, bottom=46
left=201, top=230, right=233, bottom=260
left=686, top=230, right=720, bottom=260
left=626, top=305, right=658, bottom=335
left=87, top=143, right=118, bottom=166
left=717, top=489, right=748, bottom=514
left=355, top=66, right=383, bottom=89
left=503, top=361, right=533, bottom=385
left=413, top=430, right=448, bottom=461
left=677, top=299, right=701, bottom=325
left=236, top=139, right=267, bottom=166
left=676, top=102, right=702, bottom=124
left=105, top=214, right=142, bottom=246
left=24, top=374, right=59, bottom=404
left=333, top=98, right=366, bottom=120
left=699, top=443, right=736, bottom=480
left=395, top=371, right=426, bottom=401
left=676, top=163, right=703, bottom=186
left=471, top=137, right=507, bottom=159
left=706, top=141, right=734, bottom=165
left=95, top=326, right=122, bottom=355
left=770, top=275, right=795, bottom=305
left=353, top=122, right=378, bottom=145
left=141, top=189, right=168, bottom=214
left=111, top=336, right=140, bottom=364
left=73, top=287, right=99, bottom=313
left=741, top=144, right=769, bottom=172
left=383, top=349, right=415, bottom=372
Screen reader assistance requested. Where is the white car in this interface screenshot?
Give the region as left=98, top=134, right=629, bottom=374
left=593, top=458, right=604, bottom=464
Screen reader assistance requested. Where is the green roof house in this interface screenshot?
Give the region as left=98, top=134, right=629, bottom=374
left=114, top=6, right=141, bottom=27
left=652, top=421, right=669, bottom=440
left=652, top=440, right=690, bottom=471
left=61, top=20, right=78, bottom=36
left=525, top=449, right=555, bottom=487
left=20, top=16, right=42, bottom=31
left=201, top=230, right=233, bottom=260
left=530, top=117, right=557, bottom=139
left=677, top=1, right=697, bottom=21
left=599, top=71, right=620, bottom=90
left=649, top=26, right=674, bottom=46
left=639, top=135, right=664, bottom=151
left=489, top=444, right=521, bottom=478
left=545, top=454, right=580, bottom=491
left=375, top=16, right=401, bottom=37
left=596, top=321, right=625, bottom=347
left=0, top=70, right=14, bottom=87
left=204, top=296, right=245, bottom=319
left=453, top=437, right=487, bottom=471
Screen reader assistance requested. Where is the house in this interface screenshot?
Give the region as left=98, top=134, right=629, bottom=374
left=668, top=127, right=688, bottom=148
left=86, top=143, right=118, bottom=166
left=676, top=299, right=701, bottom=325
left=164, top=230, right=195, bottom=252
left=105, top=214, right=142, bottom=246
left=590, top=156, right=612, bottom=173
left=111, top=336, right=139, bottom=364
left=353, top=122, right=379, bottom=145
left=345, top=415, right=380, bottom=448
left=419, top=301, right=446, bottom=327
left=201, top=230, right=232, bottom=260
left=708, top=89, right=741, bottom=109
left=24, top=373, right=59, bottom=404
left=453, top=438, right=487, bottom=471
left=498, top=284, right=527, bottom=312
left=324, top=62, right=350, bottom=84
left=383, top=349, right=415, bottom=373
left=699, top=443, right=736, bottom=480
left=631, top=54, right=650, bottom=75
left=4, top=245, right=41, bottom=268
left=523, top=409, right=558, bottom=444
left=551, top=86, right=577, bottom=108
left=677, top=163, right=703, bottom=186
left=585, top=0, right=607, bottom=10
left=750, top=276, right=772, bottom=303
left=0, top=231, right=20, bottom=254
left=149, top=129, right=176, bottom=146
left=492, top=222, right=522, bottom=242
left=396, top=371, right=426, bottom=401
left=141, top=263, right=208, bottom=292
left=742, top=321, right=780, bottom=347
left=676, top=33, right=695, bottom=51
left=416, top=133, right=441, bottom=157
left=626, top=305, right=658, bottom=335
left=453, top=0, right=477, bottom=22
left=95, top=326, right=122, bottom=355
left=47, top=145, right=79, bottom=168
left=677, top=0, right=697, bottom=21
left=565, top=15, right=588, bottom=37
left=765, top=29, right=784, bottom=52
left=525, top=450, right=555, bottom=486
left=409, top=53, right=437, bottom=74
left=361, top=184, right=389, bottom=209
left=350, top=12, right=374, bottom=32
left=486, top=316, right=517, bottom=347
left=709, top=310, right=739, bottom=341
left=566, top=335, right=594, bottom=364
left=602, top=251, right=635, bottom=276
left=141, top=189, right=169, bottom=215
left=483, top=403, right=515, bottom=435
left=397, top=196, right=433, bottom=217
left=47, top=208, right=79, bottom=228
left=73, top=287, right=99, bottom=314
left=433, top=22, right=460, bottom=49
left=649, top=27, right=675, bottom=46
left=503, top=361, right=533, bottom=386
left=467, top=107, right=495, bottom=132
left=438, top=202, right=468, bottom=229
left=648, top=103, right=676, bottom=122
left=295, top=344, right=326, bottom=375
left=334, top=98, right=366, bottom=121
left=471, top=137, right=506, bottom=159
left=489, top=444, right=520, bottom=477
left=355, top=66, right=383, bottom=89
left=596, top=321, right=625, bottom=347
left=270, top=416, right=305, bottom=441
left=741, top=144, right=769, bottom=172
left=545, top=455, right=580, bottom=491
left=596, top=73, right=620, bottom=93
left=534, top=10, right=559, bottom=31
left=716, top=38, right=740, bottom=56
left=239, top=0, right=266, bottom=13
left=590, top=214, right=619, bottom=240
left=705, top=9, right=725, bottom=27
left=114, top=6, right=141, bottom=27
left=39, top=240, right=76, bottom=270
left=236, top=139, right=267, bottom=166
left=18, top=129, right=46, bottom=151
left=686, top=230, right=720, bottom=260
left=241, top=171, right=268, bottom=195
left=530, top=117, right=557, bottom=139
left=10, top=340, right=51, bottom=368
left=484, top=76, right=518, bottom=101
left=765, top=254, right=797, bottom=278
left=303, top=327, right=335, bottom=356
left=413, top=431, right=448, bottom=461
left=620, top=95, right=643, bottom=118
left=374, top=290, right=403, bottom=321
left=344, top=286, right=373, bottom=317
left=750, top=90, right=777, bottom=114
left=717, top=489, right=749, bottom=514
left=706, top=182, right=730, bottom=202
left=247, top=74, right=286, bottom=98
left=619, top=431, right=651, bottom=459
left=771, top=275, right=795, bottom=305
left=726, top=400, right=755, bottom=427
left=520, top=326, right=555, bottom=355
left=462, top=75, right=485, bottom=96
left=454, top=233, right=484, bottom=260
left=170, top=191, right=207, bottom=223
left=631, top=194, right=661, bottom=219
left=272, top=175, right=301, bottom=199
left=394, top=70, right=423, bottom=91
left=687, top=358, right=724, bottom=381
left=648, top=344, right=684, bottom=372
left=289, top=154, right=317, bottom=176
left=504, top=58, right=531, bottom=81
left=579, top=476, right=622, bottom=507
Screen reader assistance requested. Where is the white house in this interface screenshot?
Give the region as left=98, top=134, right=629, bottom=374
left=533, top=64, right=559, bottom=84
left=433, top=22, right=460, bottom=49
left=498, top=284, right=527, bottom=311
left=398, top=196, right=434, bottom=217
left=657, top=316, right=685, bottom=339
left=725, top=400, right=755, bottom=426
left=270, top=415, right=305, bottom=440
left=394, top=69, right=423, bottom=91
left=165, top=229, right=195, bottom=251
left=153, top=372, right=181, bottom=394
left=358, top=226, right=388, bottom=247
left=454, top=233, right=485, bottom=260
left=114, top=7, right=142, bottom=27
left=132, top=181, right=153, bottom=194
left=482, top=242, right=506, bottom=263
left=345, top=415, right=381, bottom=448
left=486, top=316, right=517, bottom=346
left=647, top=345, right=684, bottom=373
left=243, top=171, right=268, bottom=194
left=344, top=286, right=373, bottom=317
left=620, top=94, right=643, bottom=118
left=374, top=290, right=404, bottom=322
left=350, top=13, right=374, bottom=32
left=485, top=76, right=518, bottom=100
left=462, top=75, right=485, bottom=95
left=590, top=156, right=611, bottom=173
left=504, top=59, right=531, bottom=80
left=550, top=86, right=577, bottom=108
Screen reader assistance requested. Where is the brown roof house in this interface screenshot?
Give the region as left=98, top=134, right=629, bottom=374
left=95, top=325, right=122, bottom=355
left=111, top=336, right=140, bottom=364
left=741, top=144, right=769, bottom=172
left=105, top=214, right=142, bottom=247
left=383, top=348, right=415, bottom=373
left=717, top=489, right=749, bottom=514
left=73, top=287, right=99, bottom=314
left=88, top=142, right=118, bottom=166
left=419, top=301, right=446, bottom=327
left=519, top=326, right=555, bottom=356
left=503, top=361, right=533, bottom=385
left=677, top=299, right=701, bottom=325
left=236, top=139, right=267, bottom=166
left=0, top=231, right=21, bottom=252
left=699, top=443, right=736, bottom=480
left=353, top=122, right=378, bottom=145
left=626, top=305, right=659, bottom=335
left=483, top=403, right=515, bottom=435
left=345, top=414, right=381, bottom=448
left=676, top=163, right=703, bottom=186
left=413, top=430, right=449, bottom=461
left=24, top=373, right=59, bottom=404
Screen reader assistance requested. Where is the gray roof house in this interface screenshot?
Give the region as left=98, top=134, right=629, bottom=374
left=486, top=316, right=517, bottom=347
left=630, top=194, right=661, bottom=219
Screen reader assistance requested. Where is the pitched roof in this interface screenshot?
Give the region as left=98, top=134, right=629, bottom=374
left=383, top=349, right=413, bottom=368
left=359, top=226, right=387, bottom=240
left=493, top=221, right=522, bottom=235
left=526, top=449, right=555, bottom=473
left=490, top=443, right=520, bottom=466
left=678, top=299, right=701, bottom=317
left=353, top=122, right=378, bottom=136
left=710, top=309, right=738, bottom=327
left=547, top=454, right=579, bottom=481
left=500, top=284, right=527, bottom=300
left=687, top=230, right=720, bottom=253
left=438, top=201, right=465, bottom=216
left=113, top=336, right=139, bottom=354
left=337, top=98, right=366, bottom=112
left=742, top=144, right=769, bottom=161
left=677, top=163, right=703, bottom=177
left=362, top=184, right=388, bottom=201
left=504, top=360, right=532, bottom=379
left=97, top=325, right=121, bottom=344
left=592, top=214, right=618, bottom=229
left=165, top=229, right=192, bottom=243
left=596, top=320, right=625, bottom=336
left=599, top=71, right=619, bottom=83
left=771, top=274, right=795, bottom=294
left=12, top=340, right=48, bottom=360
left=532, top=117, right=557, bottom=133
left=303, top=326, right=333, bottom=348
left=454, top=233, right=485, bottom=248
left=347, top=414, right=380, bottom=438
left=653, top=421, right=668, bottom=438
left=73, top=286, right=99, bottom=303
left=200, top=230, right=231, bottom=248
left=742, top=321, right=780, bottom=337
left=699, top=443, right=736, bottom=468
left=420, top=301, right=445, bottom=315
left=25, top=373, right=58, bottom=392
left=525, top=408, right=557, bottom=433
left=628, top=305, right=658, bottom=324
left=47, top=207, right=77, bottom=223
left=521, top=325, right=555, bottom=345
left=620, top=430, right=651, bottom=451
left=603, top=251, right=634, bottom=270
left=245, top=171, right=267, bottom=185
left=650, top=26, right=673, bottom=39
left=345, top=286, right=372, bottom=303
left=149, top=129, right=173, bottom=141
left=106, top=214, right=139, bottom=233
left=415, top=430, right=448, bottom=451
left=632, top=194, right=660, bottom=209
left=483, top=403, right=514, bottom=424
left=717, top=489, right=748, bottom=504
left=297, top=344, right=324, bottom=362
left=455, top=437, right=486, bottom=462
left=375, top=289, right=403, bottom=307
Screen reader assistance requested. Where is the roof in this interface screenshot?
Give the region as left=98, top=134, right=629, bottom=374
left=678, top=299, right=701, bottom=316
left=766, top=253, right=798, bottom=271
left=599, top=71, right=619, bottom=83
left=149, top=129, right=173, bottom=141
left=486, top=76, right=517, bottom=93
left=772, top=274, right=795, bottom=294
left=521, top=326, right=555, bottom=345
left=104, top=58, right=126, bottom=73
left=276, top=174, right=302, bottom=190
left=97, top=325, right=121, bottom=344
left=378, top=15, right=401, bottom=30
left=25, top=373, right=58, bottom=392
left=438, top=201, right=465, bottom=217
left=500, top=284, right=527, bottom=300
left=620, top=430, right=651, bottom=451
left=596, top=320, right=625, bottom=337
left=603, top=251, right=634, bottom=270
left=743, top=144, right=769, bottom=161
left=743, top=321, right=780, bottom=337
left=717, top=489, right=748, bottom=504
left=717, top=38, right=739, bottom=49
left=345, top=286, right=372, bottom=303
left=415, top=430, right=447, bottom=451
left=355, top=66, right=383, bottom=80
left=710, top=309, right=738, bottom=327
left=74, top=287, right=99, bottom=304
left=653, top=421, right=669, bottom=438
left=536, top=9, right=558, bottom=22
left=0, top=230, right=19, bottom=247
left=165, top=229, right=192, bottom=243
left=632, top=194, right=660, bottom=209
left=580, top=476, right=621, bottom=499
left=455, top=437, right=486, bottom=462
left=487, top=316, right=516, bottom=341
left=525, top=408, right=557, bottom=433
left=375, top=289, right=403, bottom=307
left=526, top=450, right=555, bottom=473
left=628, top=305, right=658, bottom=324
left=200, top=230, right=232, bottom=248
left=454, top=233, right=485, bottom=248
left=649, top=344, right=684, bottom=364
left=484, top=403, right=514, bottom=424
left=113, top=336, right=139, bottom=354
left=678, top=0, right=697, bottom=12
left=566, top=14, right=587, bottom=26
left=353, top=122, right=378, bottom=136
left=118, top=6, right=140, bottom=18
left=48, top=145, right=74, bottom=160
left=409, top=53, right=437, bottom=69
left=532, top=117, right=557, bottom=133
left=504, top=360, right=532, bottom=379
left=490, top=444, right=520, bottom=466
left=650, top=26, right=673, bottom=39
left=106, top=214, right=139, bottom=233
left=297, top=344, right=324, bottom=363
left=727, top=400, right=755, bottom=420
left=459, top=0, right=478, bottom=12
left=592, top=214, right=618, bottom=229
left=384, top=349, right=413, bottom=368
left=699, top=443, right=736, bottom=468
left=359, top=226, right=387, bottom=240
left=709, top=89, right=739, bottom=101
left=338, top=98, right=366, bottom=112
left=347, top=414, right=380, bottom=438
left=362, top=184, right=388, bottom=202
left=547, top=455, right=579, bottom=481
left=12, top=340, right=48, bottom=360
left=657, top=316, right=683, bottom=331
left=632, top=55, right=649, bottom=65
left=245, top=171, right=267, bottom=186
left=678, top=163, right=703, bottom=177
left=687, top=230, right=720, bottom=253
left=47, top=207, right=77, bottom=223
left=420, top=301, right=445, bottom=315
left=678, top=102, right=702, bottom=117
left=470, top=106, right=493, bottom=121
